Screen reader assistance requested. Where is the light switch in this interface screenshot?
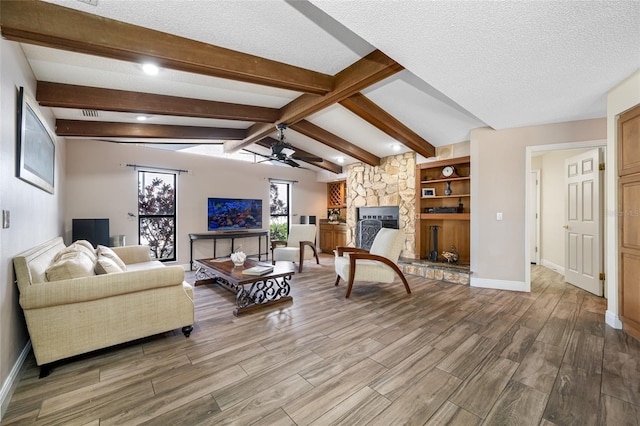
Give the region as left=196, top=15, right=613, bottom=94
left=496, top=212, right=503, bottom=221
left=2, top=210, right=10, bottom=229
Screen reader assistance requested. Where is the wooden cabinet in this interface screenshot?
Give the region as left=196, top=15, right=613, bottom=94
left=415, top=156, right=470, bottom=263
left=319, top=223, right=347, bottom=253
left=619, top=104, right=640, bottom=340
left=327, top=180, right=346, bottom=208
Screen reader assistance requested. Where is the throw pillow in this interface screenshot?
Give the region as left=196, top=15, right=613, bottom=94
left=53, top=242, right=97, bottom=264
left=97, top=245, right=127, bottom=271
left=74, top=240, right=97, bottom=256
left=94, top=256, right=124, bottom=275
left=46, top=251, right=96, bottom=281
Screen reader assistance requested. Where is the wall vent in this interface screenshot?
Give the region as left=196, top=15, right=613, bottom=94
left=82, top=109, right=99, bottom=118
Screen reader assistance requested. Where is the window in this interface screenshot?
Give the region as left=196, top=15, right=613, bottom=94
left=138, top=171, right=176, bottom=261
left=270, top=181, right=290, bottom=240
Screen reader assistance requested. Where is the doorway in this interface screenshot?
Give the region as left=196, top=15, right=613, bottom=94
left=525, top=140, right=607, bottom=295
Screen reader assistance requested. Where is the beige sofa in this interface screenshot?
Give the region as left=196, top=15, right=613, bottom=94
left=13, top=237, right=194, bottom=374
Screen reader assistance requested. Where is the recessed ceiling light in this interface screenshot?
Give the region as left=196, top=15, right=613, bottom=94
left=336, top=157, right=345, bottom=164
left=392, top=143, right=402, bottom=152
left=136, top=116, right=148, bottom=121
left=142, top=63, right=159, bottom=75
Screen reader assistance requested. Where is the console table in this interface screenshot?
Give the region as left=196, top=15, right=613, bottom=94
left=188, top=230, right=269, bottom=271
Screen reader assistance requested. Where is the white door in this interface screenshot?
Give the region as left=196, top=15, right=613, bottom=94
left=564, top=149, right=602, bottom=296
left=530, top=170, right=540, bottom=264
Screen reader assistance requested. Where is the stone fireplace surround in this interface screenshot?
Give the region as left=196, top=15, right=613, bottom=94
left=344, top=152, right=470, bottom=285
left=345, top=152, right=416, bottom=257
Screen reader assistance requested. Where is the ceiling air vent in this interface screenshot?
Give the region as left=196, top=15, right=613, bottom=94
left=76, top=0, right=98, bottom=5
left=82, top=109, right=99, bottom=118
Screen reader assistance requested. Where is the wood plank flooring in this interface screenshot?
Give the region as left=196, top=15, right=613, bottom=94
left=3, top=256, right=640, bottom=425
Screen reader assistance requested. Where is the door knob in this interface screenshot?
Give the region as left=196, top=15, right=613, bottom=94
left=563, top=225, right=569, bottom=229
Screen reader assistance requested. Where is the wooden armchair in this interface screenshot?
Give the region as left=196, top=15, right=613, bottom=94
left=334, top=228, right=411, bottom=298
left=271, top=224, right=319, bottom=273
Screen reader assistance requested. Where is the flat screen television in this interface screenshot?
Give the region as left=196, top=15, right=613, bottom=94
left=207, top=197, right=263, bottom=231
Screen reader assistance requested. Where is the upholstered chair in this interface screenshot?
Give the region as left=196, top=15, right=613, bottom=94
left=271, top=224, right=319, bottom=272
left=334, top=228, right=411, bottom=298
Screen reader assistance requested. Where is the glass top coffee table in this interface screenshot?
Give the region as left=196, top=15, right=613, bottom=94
left=194, top=258, right=295, bottom=316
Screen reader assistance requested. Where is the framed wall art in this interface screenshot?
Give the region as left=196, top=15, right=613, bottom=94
left=17, top=87, right=55, bottom=194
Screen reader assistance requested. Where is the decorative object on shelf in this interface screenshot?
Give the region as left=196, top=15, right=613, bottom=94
left=444, top=181, right=452, bottom=196
left=442, top=245, right=460, bottom=264
left=440, top=165, right=458, bottom=178
left=230, top=249, right=246, bottom=267
left=328, top=208, right=341, bottom=222
left=422, top=188, right=436, bottom=197
left=426, top=206, right=459, bottom=214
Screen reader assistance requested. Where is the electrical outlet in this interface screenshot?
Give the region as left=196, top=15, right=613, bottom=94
left=2, top=210, right=10, bottom=229
left=496, top=212, right=503, bottom=221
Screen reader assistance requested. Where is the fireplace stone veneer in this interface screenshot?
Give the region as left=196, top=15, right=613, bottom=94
left=346, top=153, right=416, bottom=258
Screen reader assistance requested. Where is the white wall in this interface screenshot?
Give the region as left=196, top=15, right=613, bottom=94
left=470, top=118, right=606, bottom=291
left=65, top=139, right=327, bottom=266
left=606, top=69, right=640, bottom=329
left=0, top=39, right=66, bottom=418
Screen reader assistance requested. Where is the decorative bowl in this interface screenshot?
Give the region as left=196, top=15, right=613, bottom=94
left=230, top=251, right=246, bottom=267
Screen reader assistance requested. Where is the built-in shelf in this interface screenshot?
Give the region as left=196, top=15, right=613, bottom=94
left=422, top=194, right=470, bottom=199
left=420, top=176, right=470, bottom=184
left=415, top=156, right=471, bottom=263
left=420, top=213, right=470, bottom=220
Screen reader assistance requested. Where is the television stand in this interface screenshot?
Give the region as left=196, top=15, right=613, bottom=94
left=188, top=230, right=269, bottom=270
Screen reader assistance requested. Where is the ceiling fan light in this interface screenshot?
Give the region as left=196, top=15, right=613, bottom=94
left=281, top=147, right=295, bottom=157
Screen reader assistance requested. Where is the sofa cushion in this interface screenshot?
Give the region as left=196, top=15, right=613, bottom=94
left=54, top=241, right=97, bottom=264
left=94, top=256, right=124, bottom=275
left=97, top=245, right=127, bottom=271
left=74, top=240, right=97, bottom=257
left=45, top=251, right=96, bottom=282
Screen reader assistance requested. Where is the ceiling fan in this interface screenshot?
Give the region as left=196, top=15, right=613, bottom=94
left=258, top=124, right=322, bottom=167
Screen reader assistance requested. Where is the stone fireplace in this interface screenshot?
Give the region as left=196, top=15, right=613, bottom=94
left=345, top=152, right=416, bottom=258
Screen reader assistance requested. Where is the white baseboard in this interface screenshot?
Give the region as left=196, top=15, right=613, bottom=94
left=471, top=277, right=528, bottom=292
left=0, top=341, right=31, bottom=421
left=541, top=259, right=565, bottom=275
left=606, top=310, right=623, bottom=329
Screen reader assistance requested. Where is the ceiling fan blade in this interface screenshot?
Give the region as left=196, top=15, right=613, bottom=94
left=292, top=154, right=323, bottom=162
left=285, top=158, right=300, bottom=168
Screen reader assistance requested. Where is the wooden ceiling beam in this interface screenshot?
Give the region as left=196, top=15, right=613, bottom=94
left=255, top=137, right=342, bottom=174
left=340, top=93, right=436, bottom=158
left=0, top=0, right=332, bottom=95
left=224, top=50, right=403, bottom=153
left=290, top=121, right=380, bottom=166
left=37, top=82, right=279, bottom=123
left=55, top=120, right=246, bottom=140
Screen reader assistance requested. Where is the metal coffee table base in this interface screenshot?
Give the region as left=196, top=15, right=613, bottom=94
left=195, top=267, right=292, bottom=316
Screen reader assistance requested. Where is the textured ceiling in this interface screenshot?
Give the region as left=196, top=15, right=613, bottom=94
left=310, top=0, right=640, bottom=129
left=16, top=0, right=640, bottom=172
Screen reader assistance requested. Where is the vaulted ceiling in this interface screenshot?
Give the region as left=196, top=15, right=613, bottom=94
left=2, top=0, right=638, bottom=174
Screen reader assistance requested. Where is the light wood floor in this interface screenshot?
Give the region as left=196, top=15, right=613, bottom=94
left=3, top=255, right=640, bottom=425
